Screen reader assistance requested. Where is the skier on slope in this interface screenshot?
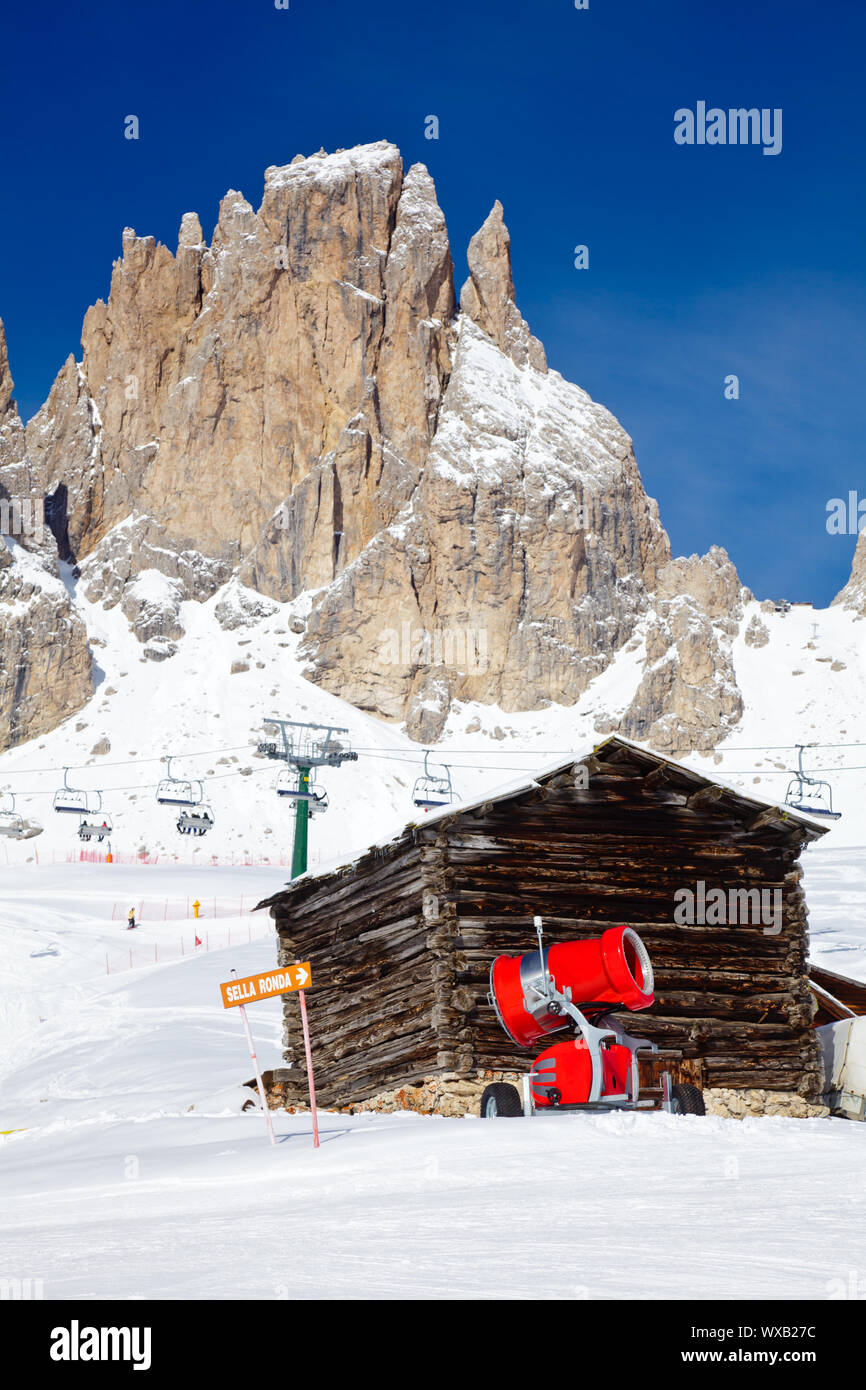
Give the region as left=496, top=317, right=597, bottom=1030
left=127, top=908, right=136, bottom=931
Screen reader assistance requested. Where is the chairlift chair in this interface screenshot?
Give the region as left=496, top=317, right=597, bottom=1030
left=54, top=769, right=100, bottom=816
left=78, top=815, right=113, bottom=843
left=784, top=745, right=842, bottom=821
left=0, top=790, right=26, bottom=839
left=275, top=767, right=321, bottom=801
left=176, top=806, right=214, bottom=837
left=156, top=757, right=204, bottom=807
left=176, top=807, right=214, bottom=837
left=412, top=751, right=457, bottom=812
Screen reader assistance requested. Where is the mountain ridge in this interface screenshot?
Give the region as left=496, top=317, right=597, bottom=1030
left=1, top=141, right=861, bottom=760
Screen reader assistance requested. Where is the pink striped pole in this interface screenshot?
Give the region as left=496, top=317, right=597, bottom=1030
left=296, top=965, right=319, bottom=1150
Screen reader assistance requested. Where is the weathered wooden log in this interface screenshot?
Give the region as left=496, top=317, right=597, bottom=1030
left=257, top=737, right=827, bottom=1104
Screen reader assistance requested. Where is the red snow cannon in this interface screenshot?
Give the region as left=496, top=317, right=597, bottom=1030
left=481, top=917, right=706, bottom=1119
left=489, top=925, right=654, bottom=1048
left=529, top=1037, right=635, bottom=1108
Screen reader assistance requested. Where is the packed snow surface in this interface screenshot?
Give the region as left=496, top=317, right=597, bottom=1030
left=0, top=857, right=864, bottom=1301
left=2, top=527, right=866, bottom=1298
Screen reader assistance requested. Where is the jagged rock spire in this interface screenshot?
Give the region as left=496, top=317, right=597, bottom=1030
left=833, top=530, right=866, bottom=616
left=459, top=201, right=546, bottom=373
left=0, top=315, right=16, bottom=424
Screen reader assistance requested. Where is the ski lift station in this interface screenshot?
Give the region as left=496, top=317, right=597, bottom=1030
left=258, top=735, right=854, bottom=1121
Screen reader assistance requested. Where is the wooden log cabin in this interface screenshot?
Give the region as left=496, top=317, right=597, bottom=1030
left=258, top=735, right=832, bottom=1116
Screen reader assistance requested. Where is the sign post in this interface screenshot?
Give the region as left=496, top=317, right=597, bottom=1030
left=220, top=962, right=318, bottom=1149
left=230, top=969, right=276, bottom=1148
left=295, top=961, right=319, bottom=1148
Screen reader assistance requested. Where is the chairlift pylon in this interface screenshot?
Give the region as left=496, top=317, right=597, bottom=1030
left=784, top=744, right=842, bottom=821
left=261, top=718, right=358, bottom=770
left=412, top=751, right=457, bottom=812
left=157, top=756, right=204, bottom=807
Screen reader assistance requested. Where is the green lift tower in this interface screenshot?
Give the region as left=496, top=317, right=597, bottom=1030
left=258, top=719, right=358, bottom=878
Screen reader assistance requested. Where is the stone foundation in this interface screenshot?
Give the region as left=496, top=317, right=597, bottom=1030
left=259, top=1069, right=520, bottom=1118
left=347, top=1072, right=523, bottom=1119
left=260, top=1069, right=830, bottom=1120
left=704, top=1088, right=828, bottom=1120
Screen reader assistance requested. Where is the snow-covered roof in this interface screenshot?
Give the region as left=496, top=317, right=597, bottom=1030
left=257, top=733, right=829, bottom=907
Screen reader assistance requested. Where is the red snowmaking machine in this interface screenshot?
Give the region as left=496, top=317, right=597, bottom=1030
left=481, top=917, right=705, bottom=1119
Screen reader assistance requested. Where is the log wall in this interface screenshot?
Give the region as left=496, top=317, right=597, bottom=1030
left=273, top=838, right=441, bottom=1106
left=267, top=746, right=824, bottom=1107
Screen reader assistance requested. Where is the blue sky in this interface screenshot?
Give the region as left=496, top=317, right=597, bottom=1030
left=1, top=0, right=863, bottom=602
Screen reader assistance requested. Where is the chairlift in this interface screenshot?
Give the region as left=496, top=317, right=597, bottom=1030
left=156, top=757, right=204, bottom=807
left=784, top=745, right=842, bottom=821
left=308, top=789, right=329, bottom=816
left=0, top=790, right=26, bottom=839
left=176, top=807, right=215, bottom=837
left=412, top=751, right=457, bottom=812
left=54, top=769, right=101, bottom=816
left=262, top=719, right=358, bottom=770
left=78, top=815, right=113, bottom=843
left=275, top=767, right=320, bottom=801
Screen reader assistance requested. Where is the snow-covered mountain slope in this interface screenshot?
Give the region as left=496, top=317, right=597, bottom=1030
left=0, top=860, right=864, bottom=1301
left=1, top=563, right=865, bottom=868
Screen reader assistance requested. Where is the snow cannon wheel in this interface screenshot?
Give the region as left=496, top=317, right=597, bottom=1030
left=669, top=1083, right=706, bottom=1116
left=480, top=1083, right=523, bottom=1118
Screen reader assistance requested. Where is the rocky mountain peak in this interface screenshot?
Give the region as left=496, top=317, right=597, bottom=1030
left=0, top=323, right=92, bottom=752
left=833, top=531, right=866, bottom=617
left=460, top=201, right=546, bottom=373
left=0, top=316, right=15, bottom=424
left=1, top=140, right=761, bottom=757
left=178, top=212, right=204, bottom=250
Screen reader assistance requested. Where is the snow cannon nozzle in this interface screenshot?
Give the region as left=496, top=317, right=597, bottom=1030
left=489, top=922, right=655, bottom=1049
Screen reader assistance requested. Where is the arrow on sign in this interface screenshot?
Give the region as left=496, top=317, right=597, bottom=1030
left=293, top=964, right=309, bottom=987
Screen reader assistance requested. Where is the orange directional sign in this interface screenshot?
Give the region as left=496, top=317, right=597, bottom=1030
left=220, top=962, right=311, bottom=1009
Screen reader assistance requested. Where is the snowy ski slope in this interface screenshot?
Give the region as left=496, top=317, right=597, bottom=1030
left=0, top=857, right=864, bottom=1300
left=2, top=569, right=866, bottom=1299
